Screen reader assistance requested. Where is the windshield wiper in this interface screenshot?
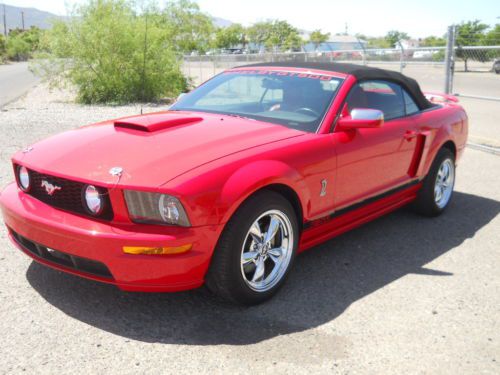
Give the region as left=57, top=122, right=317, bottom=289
left=222, top=113, right=255, bottom=121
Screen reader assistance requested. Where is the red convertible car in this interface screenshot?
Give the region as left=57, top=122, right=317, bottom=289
left=0, top=63, right=467, bottom=304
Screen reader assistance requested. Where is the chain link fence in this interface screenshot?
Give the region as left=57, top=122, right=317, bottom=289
left=183, top=47, right=445, bottom=86
left=454, top=46, right=500, bottom=72
left=182, top=45, right=500, bottom=99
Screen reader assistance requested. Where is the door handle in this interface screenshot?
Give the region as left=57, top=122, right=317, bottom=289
left=404, top=130, right=419, bottom=141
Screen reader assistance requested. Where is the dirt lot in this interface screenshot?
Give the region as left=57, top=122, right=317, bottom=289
left=0, top=84, right=499, bottom=374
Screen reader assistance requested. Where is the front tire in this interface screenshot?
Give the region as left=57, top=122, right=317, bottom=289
left=413, top=148, right=455, bottom=217
left=206, top=191, right=299, bottom=305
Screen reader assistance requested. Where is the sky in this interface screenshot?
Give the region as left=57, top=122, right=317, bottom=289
left=1, top=0, right=499, bottom=38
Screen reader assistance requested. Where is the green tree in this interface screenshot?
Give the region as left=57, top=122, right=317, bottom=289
left=247, top=21, right=274, bottom=48
left=482, top=24, right=500, bottom=45
left=385, top=30, right=410, bottom=47
left=214, top=23, right=245, bottom=49
left=455, top=20, right=489, bottom=71
left=366, top=36, right=391, bottom=49
left=482, top=24, right=500, bottom=60
left=247, top=20, right=301, bottom=51
left=40, top=0, right=187, bottom=104
left=160, top=0, right=214, bottom=54
left=420, top=35, right=446, bottom=47
left=309, top=29, right=330, bottom=51
left=266, top=20, right=301, bottom=51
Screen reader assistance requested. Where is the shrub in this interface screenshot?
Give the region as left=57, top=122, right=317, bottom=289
left=0, top=34, right=6, bottom=62
left=6, top=35, right=31, bottom=61
left=39, top=0, right=194, bottom=104
left=4, top=27, right=43, bottom=61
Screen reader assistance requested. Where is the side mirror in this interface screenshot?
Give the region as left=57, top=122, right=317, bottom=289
left=337, top=108, right=384, bottom=129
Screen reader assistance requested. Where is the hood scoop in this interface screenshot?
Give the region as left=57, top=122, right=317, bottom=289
left=114, top=112, right=202, bottom=132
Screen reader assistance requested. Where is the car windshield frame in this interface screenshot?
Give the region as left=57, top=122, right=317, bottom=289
left=170, top=69, right=345, bottom=133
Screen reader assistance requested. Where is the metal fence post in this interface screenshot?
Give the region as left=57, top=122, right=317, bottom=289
left=444, top=25, right=455, bottom=94
left=199, top=58, right=202, bottom=86
left=398, top=42, right=404, bottom=73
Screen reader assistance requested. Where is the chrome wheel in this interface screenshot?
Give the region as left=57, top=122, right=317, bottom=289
left=434, top=158, right=455, bottom=209
left=240, top=210, right=294, bottom=292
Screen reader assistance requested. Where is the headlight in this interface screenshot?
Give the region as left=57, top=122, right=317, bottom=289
left=83, top=185, right=104, bottom=215
left=124, top=190, right=191, bottom=227
left=17, top=165, right=31, bottom=192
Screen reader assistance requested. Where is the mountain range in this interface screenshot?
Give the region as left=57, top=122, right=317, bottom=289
left=0, top=4, right=233, bottom=33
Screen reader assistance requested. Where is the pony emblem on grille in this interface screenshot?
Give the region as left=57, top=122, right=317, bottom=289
left=41, top=180, right=62, bottom=196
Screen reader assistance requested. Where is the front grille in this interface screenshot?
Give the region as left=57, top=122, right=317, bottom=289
left=10, top=228, right=113, bottom=279
left=22, top=167, right=113, bottom=221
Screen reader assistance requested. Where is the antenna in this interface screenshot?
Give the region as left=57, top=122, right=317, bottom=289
left=140, top=12, right=148, bottom=115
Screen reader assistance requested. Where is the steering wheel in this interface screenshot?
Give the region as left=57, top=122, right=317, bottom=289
left=293, top=107, right=320, bottom=117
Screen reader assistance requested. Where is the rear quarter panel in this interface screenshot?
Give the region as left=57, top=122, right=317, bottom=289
left=412, top=103, right=468, bottom=178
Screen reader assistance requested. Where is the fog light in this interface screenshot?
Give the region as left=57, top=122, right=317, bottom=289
left=123, top=244, right=192, bottom=255
left=83, top=185, right=103, bottom=215
left=17, top=166, right=31, bottom=192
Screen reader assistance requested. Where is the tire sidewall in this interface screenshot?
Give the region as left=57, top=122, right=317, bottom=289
left=426, top=149, right=456, bottom=215
left=218, top=192, right=299, bottom=304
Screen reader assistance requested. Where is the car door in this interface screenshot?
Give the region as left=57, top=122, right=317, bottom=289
left=332, top=80, right=420, bottom=208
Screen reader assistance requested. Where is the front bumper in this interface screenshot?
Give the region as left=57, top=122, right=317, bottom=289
left=0, top=183, right=222, bottom=292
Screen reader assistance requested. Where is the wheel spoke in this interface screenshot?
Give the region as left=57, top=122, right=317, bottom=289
left=242, top=251, right=259, bottom=266
left=268, top=247, right=283, bottom=263
left=264, top=215, right=280, bottom=244
left=435, top=185, right=441, bottom=201
left=249, top=222, right=263, bottom=244
left=438, top=168, right=444, bottom=181
left=252, top=257, right=265, bottom=282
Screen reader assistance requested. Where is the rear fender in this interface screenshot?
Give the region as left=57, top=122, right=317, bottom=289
left=418, top=123, right=457, bottom=178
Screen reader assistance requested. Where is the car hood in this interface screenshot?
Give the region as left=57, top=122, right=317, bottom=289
left=14, top=111, right=305, bottom=189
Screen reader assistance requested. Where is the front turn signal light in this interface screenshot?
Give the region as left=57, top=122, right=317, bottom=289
left=123, top=244, right=192, bottom=255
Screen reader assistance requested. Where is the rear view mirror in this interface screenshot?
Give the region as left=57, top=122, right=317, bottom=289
left=261, top=78, right=283, bottom=90
left=337, top=108, right=384, bottom=129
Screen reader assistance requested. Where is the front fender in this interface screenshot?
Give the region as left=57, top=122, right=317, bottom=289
left=218, top=160, right=309, bottom=225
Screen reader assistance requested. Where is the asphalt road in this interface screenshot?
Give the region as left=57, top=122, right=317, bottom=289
left=0, top=62, right=40, bottom=108
left=0, top=84, right=498, bottom=374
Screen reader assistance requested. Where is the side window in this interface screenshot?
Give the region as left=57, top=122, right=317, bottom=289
left=403, top=90, right=419, bottom=115
left=346, top=80, right=405, bottom=120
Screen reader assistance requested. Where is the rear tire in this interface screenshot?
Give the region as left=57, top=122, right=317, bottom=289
left=412, top=148, right=455, bottom=217
left=206, top=191, right=299, bottom=305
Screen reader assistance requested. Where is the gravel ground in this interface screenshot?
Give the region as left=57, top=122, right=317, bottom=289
left=0, top=83, right=499, bottom=374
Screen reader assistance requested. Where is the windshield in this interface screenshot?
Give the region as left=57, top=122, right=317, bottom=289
left=171, top=70, right=343, bottom=132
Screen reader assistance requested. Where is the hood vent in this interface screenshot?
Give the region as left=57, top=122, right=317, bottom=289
left=114, top=112, right=202, bottom=133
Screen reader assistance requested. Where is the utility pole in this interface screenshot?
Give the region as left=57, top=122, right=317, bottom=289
left=2, top=4, right=7, bottom=36
left=21, top=11, right=24, bottom=30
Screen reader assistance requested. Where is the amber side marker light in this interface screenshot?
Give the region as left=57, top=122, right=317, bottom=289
left=123, top=244, right=192, bottom=255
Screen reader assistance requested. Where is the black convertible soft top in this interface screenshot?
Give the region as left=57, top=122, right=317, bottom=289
left=239, top=62, right=433, bottom=110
